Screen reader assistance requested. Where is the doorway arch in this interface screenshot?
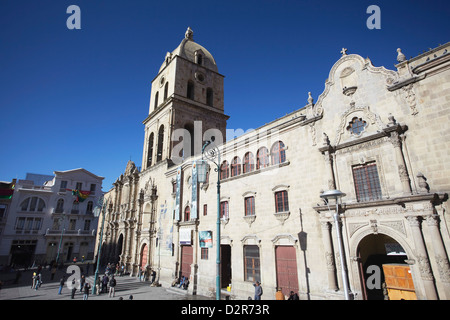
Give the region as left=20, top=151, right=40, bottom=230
left=140, top=243, right=148, bottom=268
left=355, top=232, right=414, bottom=300
left=115, top=234, right=124, bottom=263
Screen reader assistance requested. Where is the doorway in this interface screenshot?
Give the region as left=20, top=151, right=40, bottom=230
left=275, top=245, right=299, bottom=297
left=221, top=245, right=232, bottom=288
left=357, top=233, right=414, bottom=300
left=180, top=245, right=193, bottom=278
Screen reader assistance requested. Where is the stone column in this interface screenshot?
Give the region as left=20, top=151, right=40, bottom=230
left=406, top=215, right=438, bottom=299
left=389, top=131, right=412, bottom=195
left=426, top=214, right=450, bottom=299
left=321, top=221, right=338, bottom=291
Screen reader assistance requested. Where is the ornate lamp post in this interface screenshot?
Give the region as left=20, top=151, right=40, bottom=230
left=55, top=213, right=66, bottom=266
left=320, top=189, right=351, bottom=300
left=92, top=196, right=108, bottom=295
left=197, top=140, right=221, bottom=300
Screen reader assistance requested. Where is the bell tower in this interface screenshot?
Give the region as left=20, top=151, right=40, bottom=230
left=142, top=27, right=229, bottom=170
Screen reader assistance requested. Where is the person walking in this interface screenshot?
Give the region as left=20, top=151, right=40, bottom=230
left=31, top=272, right=36, bottom=289
left=83, top=281, right=91, bottom=300
left=58, top=277, right=65, bottom=295
left=101, top=274, right=109, bottom=293
left=109, top=275, right=116, bottom=298
left=34, top=273, right=41, bottom=290
left=71, top=278, right=77, bottom=299
left=253, top=281, right=263, bottom=300
left=79, top=275, right=85, bottom=292
left=275, top=288, right=285, bottom=300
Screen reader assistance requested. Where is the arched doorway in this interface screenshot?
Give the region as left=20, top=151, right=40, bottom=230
left=357, top=233, right=415, bottom=300
left=115, top=234, right=124, bottom=263
left=140, top=244, right=148, bottom=268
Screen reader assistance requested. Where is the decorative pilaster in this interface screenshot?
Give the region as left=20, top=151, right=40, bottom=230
left=406, top=215, right=438, bottom=299
left=321, top=221, right=338, bottom=291
left=388, top=130, right=412, bottom=195
left=426, top=214, right=450, bottom=298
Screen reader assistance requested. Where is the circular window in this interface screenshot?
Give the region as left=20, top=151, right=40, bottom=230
left=195, top=72, right=205, bottom=82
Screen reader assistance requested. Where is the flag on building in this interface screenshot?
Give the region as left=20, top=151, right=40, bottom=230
left=0, top=182, right=15, bottom=200
left=72, top=189, right=90, bottom=202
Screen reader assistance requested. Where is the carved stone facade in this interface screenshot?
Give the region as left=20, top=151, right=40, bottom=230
left=99, top=33, right=450, bottom=300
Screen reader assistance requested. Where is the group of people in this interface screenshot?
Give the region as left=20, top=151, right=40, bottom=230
left=137, top=266, right=157, bottom=284
left=171, top=275, right=190, bottom=290
left=253, top=281, right=300, bottom=300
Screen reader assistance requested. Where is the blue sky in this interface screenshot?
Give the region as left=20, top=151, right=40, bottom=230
left=1, top=0, right=449, bottom=191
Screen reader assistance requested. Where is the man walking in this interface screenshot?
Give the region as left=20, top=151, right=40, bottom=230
left=109, top=275, right=116, bottom=298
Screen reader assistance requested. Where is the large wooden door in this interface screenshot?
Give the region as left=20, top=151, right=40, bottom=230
left=181, top=245, right=193, bottom=278
left=275, top=246, right=299, bottom=296
left=140, top=244, right=148, bottom=267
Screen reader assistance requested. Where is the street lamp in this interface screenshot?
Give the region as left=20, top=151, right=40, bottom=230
left=92, top=195, right=108, bottom=295
left=55, top=213, right=66, bottom=267
left=197, top=140, right=221, bottom=300
left=320, top=189, right=351, bottom=300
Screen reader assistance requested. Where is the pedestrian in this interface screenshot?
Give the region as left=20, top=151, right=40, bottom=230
left=109, top=275, right=116, bottom=298
left=83, top=281, right=91, bottom=300
left=80, top=275, right=85, bottom=292
left=151, top=269, right=156, bottom=284
left=34, top=273, right=41, bottom=290
left=58, top=277, right=65, bottom=295
left=253, top=281, right=263, bottom=300
left=101, top=274, right=109, bottom=293
left=71, top=278, right=77, bottom=299
left=138, top=268, right=142, bottom=281
left=288, top=291, right=299, bottom=300
left=275, top=287, right=284, bottom=300
left=31, top=272, right=36, bottom=289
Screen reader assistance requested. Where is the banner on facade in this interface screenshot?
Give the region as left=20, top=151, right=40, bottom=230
left=175, top=167, right=181, bottom=221
left=180, top=228, right=192, bottom=245
left=191, top=161, right=198, bottom=220
left=199, top=231, right=213, bottom=248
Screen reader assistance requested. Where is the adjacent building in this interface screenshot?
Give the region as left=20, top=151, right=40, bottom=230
left=99, top=28, right=450, bottom=300
left=0, top=169, right=104, bottom=267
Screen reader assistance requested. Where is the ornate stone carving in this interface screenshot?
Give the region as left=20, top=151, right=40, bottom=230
left=243, top=215, right=256, bottom=227
left=435, top=255, right=450, bottom=283
left=379, top=220, right=407, bottom=236
left=348, top=222, right=369, bottom=237
left=325, top=252, right=336, bottom=271
left=417, top=172, right=430, bottom=193
left=402, top=83, right=418, bottom=115
left=417, top=254, right=435, bottom=281
left=274, top=211, right=290, bottom=225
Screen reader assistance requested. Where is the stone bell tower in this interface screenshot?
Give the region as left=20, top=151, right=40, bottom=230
left=141, top=27, right=229, bottom=171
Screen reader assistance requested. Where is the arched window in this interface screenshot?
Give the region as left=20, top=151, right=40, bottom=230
left=271, top=141, right=286, bottom=165
left=157, top=125, right=164, bottom=162
left=56, top=199, right=64, bottom=213
left=164, top=82, right=169, bottom=101
left=187, top=81, right=194, bottom=100
left=154, top=91, right=159, bottom=109
left=231, top=156, right=241, bottom=177
left=147, top=132, right=154, bottom=168
left=184, top=206, right=190, bottom=222
left=197, top=54, right=203, bottom=65
left=243, top=152, right=255, bottom=173
left=220, top=201, right=229, bottom=219
left=256, top=147, right=269, bottom=169
left=20, top=197, right=46, bottom=212
left=220, top=161, right=229, bottom=180
left=206, top=88, right=213, bottom=107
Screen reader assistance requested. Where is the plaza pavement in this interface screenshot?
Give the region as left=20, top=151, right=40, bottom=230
left=0, top=265, right=211, bottom=301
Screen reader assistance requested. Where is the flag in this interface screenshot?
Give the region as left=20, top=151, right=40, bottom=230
left=0, top=183, right=15, bottom=200
left=72, top=189, right=90, bottom=202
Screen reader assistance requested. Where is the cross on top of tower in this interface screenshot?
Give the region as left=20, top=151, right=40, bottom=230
left=341, top=48, right=348, bottom=56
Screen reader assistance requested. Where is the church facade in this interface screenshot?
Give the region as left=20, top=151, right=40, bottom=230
left=98, top=29, right=450, bottom=300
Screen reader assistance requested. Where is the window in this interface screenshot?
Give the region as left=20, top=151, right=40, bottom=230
left=203, top=204, right=207, bottom=216
left=56, top=199, right=64, bottom=213
left=60, top=180, right=68, bottom=190
left=243, top=152, right=255, bottom=173
left=187, top=81, right=194, bottom=100
left=271, top=141, right=286, bottom=165
left=256, top=147, right=269, bottom=169
left=154, top=91, right=159, bottom=109
left=72, top=201, right=79, bottom=214
left=206, top=88, right=213, bottom=107
left=90, top=184, right=96, bottom=193
left=0, top=204, right=6, bottom=218
left=164, top=82, right=169, bottom=100
left=84, top=220, right=91, bottom=231
left=244, top=196, right=255, bottom=216
left=347, top=117, right=367, bottom=135
left=353, top=162, right=382, bottom=202
left=19, top=197, right=45, bottom=212
left=157, top=125, right=164, bottom=162
left=86, top=201, right=93, bottom=214
left=76, top=182, right=83, bottom=190
left=220, top=161, right=229, bottom=180
left=52, top=218, right=61, bottom=230
left=196, top=54, right=203, bottom=65
left=147, top=132, right=154, bottom=167
left=244, top=245, right=261, bottom=282
left=275, top=190, right=289, bottom=212
left=201, top=248, right=208, bottom=260
left=184, top=206, right=190, bottom=222
left=220, top=201, right=229, bottom=219
left=231, top=157, right=241, bottom=177
left=69, top=219, right=76, bottom=230
left=15, top=217, right=25, bottom=230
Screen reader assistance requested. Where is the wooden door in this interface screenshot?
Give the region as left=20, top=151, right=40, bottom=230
left=275, top=246, right=299, bottom=297
left=181, top=245, right=193, bottom=278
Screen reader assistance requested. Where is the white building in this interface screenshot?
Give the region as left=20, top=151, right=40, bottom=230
left=0, top=169, right=104, bottom=267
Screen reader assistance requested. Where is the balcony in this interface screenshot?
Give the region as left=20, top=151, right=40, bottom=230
left=44, top=228, right=96, bottom=237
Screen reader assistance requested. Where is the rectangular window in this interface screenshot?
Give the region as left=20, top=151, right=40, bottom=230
left=244, top=197, right=255, bottom=216
left=203, top=204, right=207, bottom=216
left=69, top=219, right=76, bottom=230
left=90, top=184, right=96, bottom=193
left=60, top=180, right=68, bottom=190
left=76, top=182, right=82, bottom=190
left=84, top=220, right=91, bottom=231
left=353, top=163, right=382, bottom=202
left=16, top=217, right=25, bottom=230
left=220, top=201, right=229, bottom=219
left=201, top=248, right=208, bottom=260
left=0, top=204, right=7, bottom=218
left=275, top=191, right=289, bottom=212
left=244, top=245, right=261, bottom=282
